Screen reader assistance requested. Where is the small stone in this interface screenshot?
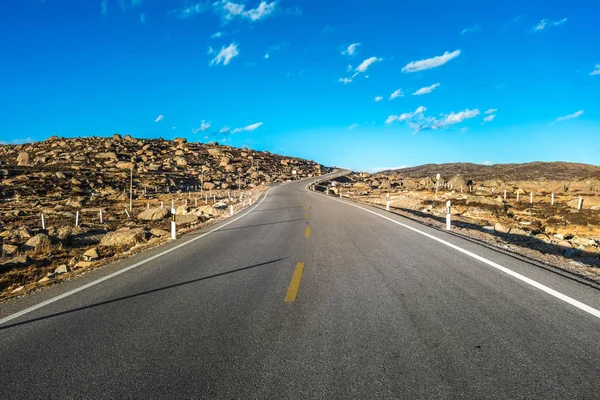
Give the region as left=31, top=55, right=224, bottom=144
left=54, top=264, right=70, bottom=275
left=83, top=247, right=100, bottom=261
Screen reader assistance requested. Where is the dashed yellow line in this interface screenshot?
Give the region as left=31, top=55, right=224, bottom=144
left=303, top=206, right=307, bottom=210
left=306, top=214, right=310, bottom=219
left=305, top=227, right=311, bottom=238
left=285, top=262, right=305, bottom=302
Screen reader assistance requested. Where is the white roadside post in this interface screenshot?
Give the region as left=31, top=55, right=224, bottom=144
left=147, top=203, right=150, bottom=209
left=339, top=189, right=342, bottom=198
left=41, top=213, right=45, bottom=230
left=230, top=205, right=234, bottom=216
left=551, top=192, right=555, bottom=206
left=161, top=201, right=164, bottom=209
left=530, top=192, right=533, bottom=204
left=99, top=208, right=103, bottom=223
left=504, top=189, right=507, bottom=200
left=75, top=211, right=79, bottom=227
left=445, top=200, right=452, bottom=230
left=171, top=203, right=176, bottom=240
left=578, top=196, right=584, bottom=210
left=386, top=193, right=390, bottom=211
left=124, top=208, right=130, bottom=218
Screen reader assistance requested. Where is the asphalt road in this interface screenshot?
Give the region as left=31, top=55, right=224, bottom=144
left=1, top=170, right=599, bottom=399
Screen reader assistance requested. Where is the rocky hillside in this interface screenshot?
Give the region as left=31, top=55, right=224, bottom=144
left=379, top=162, right=600, bottom=182
left=0, top=134, right=329, bottom=300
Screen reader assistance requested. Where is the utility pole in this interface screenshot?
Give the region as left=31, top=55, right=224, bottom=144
left=129, top=167, right=133, bottom=212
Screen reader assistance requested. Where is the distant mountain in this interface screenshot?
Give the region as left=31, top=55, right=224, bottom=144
left=377, top=162, right=600, bottom=181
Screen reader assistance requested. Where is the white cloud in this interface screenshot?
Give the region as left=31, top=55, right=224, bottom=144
left=483, top=114, right=496, bottom=123
left=339, top=77, right=353, bottom=84
left=461, top=24, right=481, bottom=35
left=413, top=83, right=440, bottom=96
left=482, top=161, right=493, bottom=166
left=232, top=122, right=263, bottom=133
left=169, top=2, right=208, bottom=19
left=374, top=96, right=383, bottom=102
left=355, top=56, right=382, bottom=73
left=211, top=31, right=224, bottom=38
left=386, top=106, right=426, bottom=124
left=402, top=50, right=461, bottom=73
left=590, top=64, right=600, bottom=76
left=342, top=43, right=360, bottom=56
left=214, top=1, right=278, bottom=22
left=210, top=43, right=239, bottom=66
left=389, top=89, right=404, bottom=100
left=346, top=64, right=353, bottom=72
left=386, top=106, right=479, bottom=133
left=348, top=123, right=358, bottom=130
left=484, top=108, right=497, bottom=114
left=154, top=114, right=164, bottom=123
left=140, top=13, right=145, bottom=23
left=533, top=18, right=567, bottom=32
left=192, top=120, right=212, bottom=133
left=0, top=137, right=34, bottom=145
left=219, top=126, right=230, bottom=133
left=556, top=110, right=584, bottom=122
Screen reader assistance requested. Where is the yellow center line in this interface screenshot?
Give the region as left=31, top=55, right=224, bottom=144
left=306, top=214, right=310, bottom=219
left=285, top=262, right=305, bottom=302
left=303, top=205, right=307, bottom=210
left=305, top=226, right=311, bottom=238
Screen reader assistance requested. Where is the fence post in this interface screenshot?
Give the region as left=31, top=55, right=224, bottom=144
left=75, top=211, right=79, bottom=227
left=551, top=192, right=555, bottom=206
left=99, top=208, right=103, bottom=223
left=578, top=196, right=584, bottom=210
left=41, top=213, right=45, bottom=230
left=445, top=200, right=452, bottom=230
left=504, top=189, right=507, bottom=200
left=124, top=208, right=130, bottom=218
left=230, top=205, right=234, bottom=216
left=530, top=192, right=533, bottom=204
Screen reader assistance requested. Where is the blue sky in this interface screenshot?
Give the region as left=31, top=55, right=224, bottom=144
left=1, top=0, right=599, bottom=171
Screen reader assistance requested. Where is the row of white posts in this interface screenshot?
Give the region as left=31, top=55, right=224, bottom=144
left=39, top=190, right=257, bottom=240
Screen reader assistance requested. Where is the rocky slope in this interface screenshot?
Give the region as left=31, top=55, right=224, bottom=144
left=0, top=135, right=329, bottom=300
left=317, top=163, right=600, bottom=282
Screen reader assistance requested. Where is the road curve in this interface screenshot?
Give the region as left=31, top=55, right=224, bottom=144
left=1, top=170, right=599, bottom=399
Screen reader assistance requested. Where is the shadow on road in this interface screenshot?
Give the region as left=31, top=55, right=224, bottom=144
left=0, top=257, right=288, bottom=331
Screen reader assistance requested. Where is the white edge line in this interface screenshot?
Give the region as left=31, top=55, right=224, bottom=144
left=308, top=179, right=600, bottom=320
left=0, top=189, right=272, bottom=326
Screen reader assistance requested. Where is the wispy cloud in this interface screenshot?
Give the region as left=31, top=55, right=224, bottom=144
left=348, top=123, right=358, bottom=130
left=0, top=137, right=34, bottom=145
left=413, top=83, right=440, bottom=96
left=556, top=110, right=584, bottom=122
left=168, top=2, right=208, bottom=19
left=140, top=13, right=145, bottom=23
left=482, top=161, right=493, bottom=166
left=342, top=43, right=360, bottom=56
left=211, top=31, right=224, bottom=38
left=154, top=114, right=164, bottom=123
left=339, top=77, right=353, bottom=84
left=355, top=56, right=383, bottom=73
left=374, top=96, right=383, bottom=102
left=387, top=106, right=479, bottom=133
left=386, top=106, right=426, bottom=124
left=484, top=108, right=497, bottom=114
left=533, top=18, right=567, bottom=32
left=219, top=126, right=230, bottom=133
left=402, top=50, right=461, bottom=73
left=461, top=24, right=481, bottom=35
left=210, top=42, right=239, bottom=66
left=389, top=89, right=404, bottom=100
left=101, top=0, right=108, bottom=15
left=483, top=114, right=496, bottom=123
left=590, top=64, right=600, bottom=76
left=214, top=1, right=278, bottom=22
left=505, top=15, right=524, bottom=27
left=192, top=120, right=212, bottom=133
left=232, top=122, right=263, bottom=133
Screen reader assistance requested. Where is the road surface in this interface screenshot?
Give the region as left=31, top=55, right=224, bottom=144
left=1, top=170, right=599, bottom=399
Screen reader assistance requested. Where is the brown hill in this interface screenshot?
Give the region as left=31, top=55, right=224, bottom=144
left=379, top=162, right=600, bottom=182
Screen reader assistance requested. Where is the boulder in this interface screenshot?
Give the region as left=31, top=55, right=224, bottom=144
left=174, top=137, right=187, bottom=143
left=137, top=207, right=169, bottom=221
left=150, top=228, right=170, bottom=237
left=21, top=233, right=51, bottom=252
left=95, top=152, right=118, bottom=160
left=0, top=255, right=34, bottom=272
left=99, top=228, right=148, bottom=248
left=54, top=264, right=70, bottom=275
left=83, top=247, right=100, bottom=261
left=203, top=182, right=215, bottom=190
left=175, top=205, right=189, bottom=215
left=116, top=161, right=135, bottom=170
left=176, top=214, right=199, bottom=225
left=17, top=152, right=30, bottom=166
left=208, top=148, right=222, bottom=157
